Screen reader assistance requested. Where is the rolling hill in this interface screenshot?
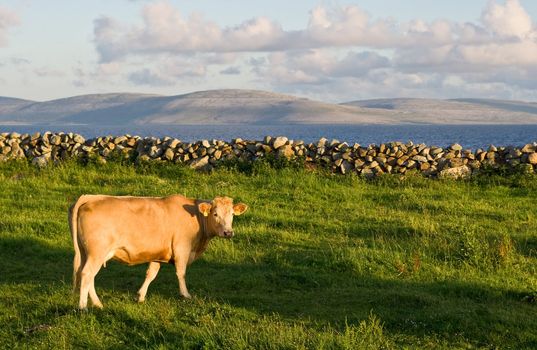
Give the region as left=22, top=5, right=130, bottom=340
left=1, top=90, right=537, bottom=125
left=343, top=98, right=537, bottom=124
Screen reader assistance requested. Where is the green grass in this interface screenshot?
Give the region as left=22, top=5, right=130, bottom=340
left=0, top=160, right=536, bottom=349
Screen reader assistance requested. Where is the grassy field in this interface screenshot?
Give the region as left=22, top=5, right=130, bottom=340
left=0, top=159, right=536, bottom=349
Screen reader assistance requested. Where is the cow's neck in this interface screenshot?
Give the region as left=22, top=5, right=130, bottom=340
left=193, top=212, right=213, bottom=259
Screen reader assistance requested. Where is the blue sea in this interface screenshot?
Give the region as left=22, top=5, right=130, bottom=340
left=1, top=124, right=536, bottom=150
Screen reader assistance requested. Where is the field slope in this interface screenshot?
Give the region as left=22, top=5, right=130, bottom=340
left=0, top=161, right=536, bottom=349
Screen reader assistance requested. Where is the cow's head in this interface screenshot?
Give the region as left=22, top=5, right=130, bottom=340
left=198, top=196, right=248, bottom=238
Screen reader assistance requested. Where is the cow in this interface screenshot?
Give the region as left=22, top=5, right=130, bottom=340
left=69, top=194, right=248, bottom=310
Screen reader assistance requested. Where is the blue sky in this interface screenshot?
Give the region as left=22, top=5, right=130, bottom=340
left=1, top=0, right=537, bottom=102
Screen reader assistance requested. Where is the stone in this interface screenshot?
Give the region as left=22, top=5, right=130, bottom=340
left=486, top=152, right=497, bottom=160
left=354, top=159, right=365, bottom=168
left=340, top=160, right=353, bottom=174
left=439, top=165, right=471, bottom=179
left=168, top=139, right=180, bottom=149
left=197, top=147, right=207, bottom=157
left=164, top=148, right=175, bottom=161
left=261, top=145, right=272, bottom=153
left=32, top=154, right=50, bottom=168
left=332, top=152, right=343, bottom=161
left=273, top=136, right=288, bottom=149
left=528, top=153, right=537, bottom=165
left=277, top=144, right=295, bottom=159
left=450, top=143, right=463, bottom=151
left=127, top=138, right=137, bottom=147
left=449, top=158, right=465, bottom=168
left=149, top=146, right=163, bottom=158
left=361, top=168, right=375, bottom=179
left=430, top=147, right=443, bottom=155
left=329, top=139, right=340, bottom=147
left=468, top=160, right=481, bottom=169
left=412, top=155, right=428, bottom=163
left=114, top=136, right=127, bottom=144
left=420, top=162, right=430, bottom=171
left=342, top=152, right=352, bottom=161
left=189, top=155, right=210, bottom=170
left=521, top=144, right=535, bottom=153
left=50, top=135, right=61, bottom=145
left=201, top=139, right=211, bottom=148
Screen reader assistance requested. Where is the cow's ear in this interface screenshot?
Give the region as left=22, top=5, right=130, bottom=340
left=198, top=202, right=212, bottom=217
left=233, top=203, right=248, bottom=216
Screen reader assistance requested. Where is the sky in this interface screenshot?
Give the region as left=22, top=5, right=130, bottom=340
left=1, top=0, right=537, bottom=102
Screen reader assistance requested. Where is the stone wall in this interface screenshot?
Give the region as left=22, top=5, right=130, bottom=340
left=1, top=131, right=536, bottom=178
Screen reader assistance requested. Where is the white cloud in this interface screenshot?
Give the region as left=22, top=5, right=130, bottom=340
left=0, top=57, right=30, bottom=66
left=89, top=0, right=537, bottom=101
left=482, top=0, right=534, bottom=39
left=128, top=68, right=173, bottom=86
left=33, top=67, right=65, bottom=78
left=220, top=66, right=241, bottom=75
left=0, top=6, right=19, bottom=46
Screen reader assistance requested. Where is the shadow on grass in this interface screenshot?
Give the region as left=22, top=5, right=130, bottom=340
left=1, top=236, right=536, bottom=348
left=513, top=236, right=537, bottom=259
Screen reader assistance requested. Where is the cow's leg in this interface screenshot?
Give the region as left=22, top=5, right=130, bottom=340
left=73, top=249, right=86, bottom=292
left=137, top=262, right=161, bottom=303
left=79, top=256, right=103, bottom=309
left=173, top=249, right=191, bottom=299
left=88, top=279, right=103, bottom=309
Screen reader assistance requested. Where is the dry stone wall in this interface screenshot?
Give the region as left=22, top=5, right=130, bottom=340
left=1, top=131, right=536, bottom=178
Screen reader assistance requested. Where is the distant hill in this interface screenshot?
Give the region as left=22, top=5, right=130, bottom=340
left=1, top=90, right=537, bottom=125
left=0, top=90, right=395, bottom=125
left=0, top=97, right=35, bottom=120
left=343, top=98, right=537, bottom=124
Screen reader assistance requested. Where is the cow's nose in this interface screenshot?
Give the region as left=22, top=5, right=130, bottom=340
left=224, top=230, right=234, bottom=237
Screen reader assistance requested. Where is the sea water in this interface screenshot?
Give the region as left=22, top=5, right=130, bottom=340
left=1, top=124, right=536, bottom=150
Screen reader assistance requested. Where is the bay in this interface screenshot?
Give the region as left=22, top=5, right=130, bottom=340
left=1, top=124, right=536, bottom=150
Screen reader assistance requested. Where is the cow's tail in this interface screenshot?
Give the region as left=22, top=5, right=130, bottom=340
left=69, top=195, right=92, bottom=292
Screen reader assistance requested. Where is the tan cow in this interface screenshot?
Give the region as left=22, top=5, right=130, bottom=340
left=69, top=194, right=248, bottom=310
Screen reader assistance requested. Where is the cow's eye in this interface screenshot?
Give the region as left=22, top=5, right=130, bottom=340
left=213, top=213, right=218, bottom=217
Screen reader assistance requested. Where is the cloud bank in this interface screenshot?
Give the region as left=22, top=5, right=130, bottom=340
left=0, top=6, right=19, bottom=47
left=92, top=0, right=537, bottom=101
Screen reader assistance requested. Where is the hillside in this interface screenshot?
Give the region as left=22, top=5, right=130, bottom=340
left=1, top=90, right=537, bottom=125
left=0, top=90, right=394, bottom=125
left=343, top=98, right=537, bottom=124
